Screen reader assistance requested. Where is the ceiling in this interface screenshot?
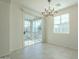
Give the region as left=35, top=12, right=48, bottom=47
left=16, top=0, right=77, bottom=11
left=14, top=0, right=77, bottom=17
left=0, top=0, right=78, bottom=13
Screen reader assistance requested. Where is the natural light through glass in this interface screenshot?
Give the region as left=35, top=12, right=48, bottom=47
left=54, top=13, right=69, bottom=33
left=24, top=19, right=42, bottom=46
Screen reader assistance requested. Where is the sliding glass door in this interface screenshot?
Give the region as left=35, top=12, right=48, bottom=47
left=32, top=20, right=42, bottom=43
left=24, top=18, right=42, bottom=46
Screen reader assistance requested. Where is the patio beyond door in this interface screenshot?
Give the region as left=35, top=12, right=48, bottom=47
left=24, top=19, right=42, bottom=46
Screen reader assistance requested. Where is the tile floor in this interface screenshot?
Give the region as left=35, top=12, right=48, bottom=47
left=0, top=43, right=77, bottom=59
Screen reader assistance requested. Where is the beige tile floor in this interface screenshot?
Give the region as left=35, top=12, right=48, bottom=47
left=9, top=43, right=78, bottom=59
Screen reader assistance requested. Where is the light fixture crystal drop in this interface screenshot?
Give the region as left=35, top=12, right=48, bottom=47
left=41, top=0, right=58, bottom=17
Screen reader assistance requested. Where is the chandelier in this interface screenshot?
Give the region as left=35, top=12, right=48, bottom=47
left=42, top=0, right=58, bottom=16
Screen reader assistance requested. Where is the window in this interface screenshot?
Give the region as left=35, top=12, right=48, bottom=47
left=54, top=13, right=69, bottom=33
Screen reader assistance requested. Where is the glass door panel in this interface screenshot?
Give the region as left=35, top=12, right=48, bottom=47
left=24, top=20, right=31, bottom=46
left=32, top=20, right=42, bottom=43
left=24, top=19, right=42, bottom=47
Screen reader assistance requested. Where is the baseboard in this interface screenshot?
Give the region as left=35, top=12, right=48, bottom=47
left=46, top=42, right=78, bottom=51
left=0, top=52, right=11, bottom=58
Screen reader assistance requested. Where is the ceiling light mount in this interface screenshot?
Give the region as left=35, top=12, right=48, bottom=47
left=48, top=0, right=51, bottom=3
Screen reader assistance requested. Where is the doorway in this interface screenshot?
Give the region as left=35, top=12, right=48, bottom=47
left=24, top=18, right=43, bottom=46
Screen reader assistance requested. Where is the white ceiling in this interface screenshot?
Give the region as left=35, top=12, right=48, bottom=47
left=14, top=0, right=77, bottom=17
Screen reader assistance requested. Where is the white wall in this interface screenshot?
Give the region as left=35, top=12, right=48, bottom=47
left=45, top=4, right=78, bottom=49
left=0, top=0, right=24, bottom=55
left=0, top=1, right=10, bottom=56
left=10, top=2, right=24, bottom=52
left=9, top=0, right=42, bottom=52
